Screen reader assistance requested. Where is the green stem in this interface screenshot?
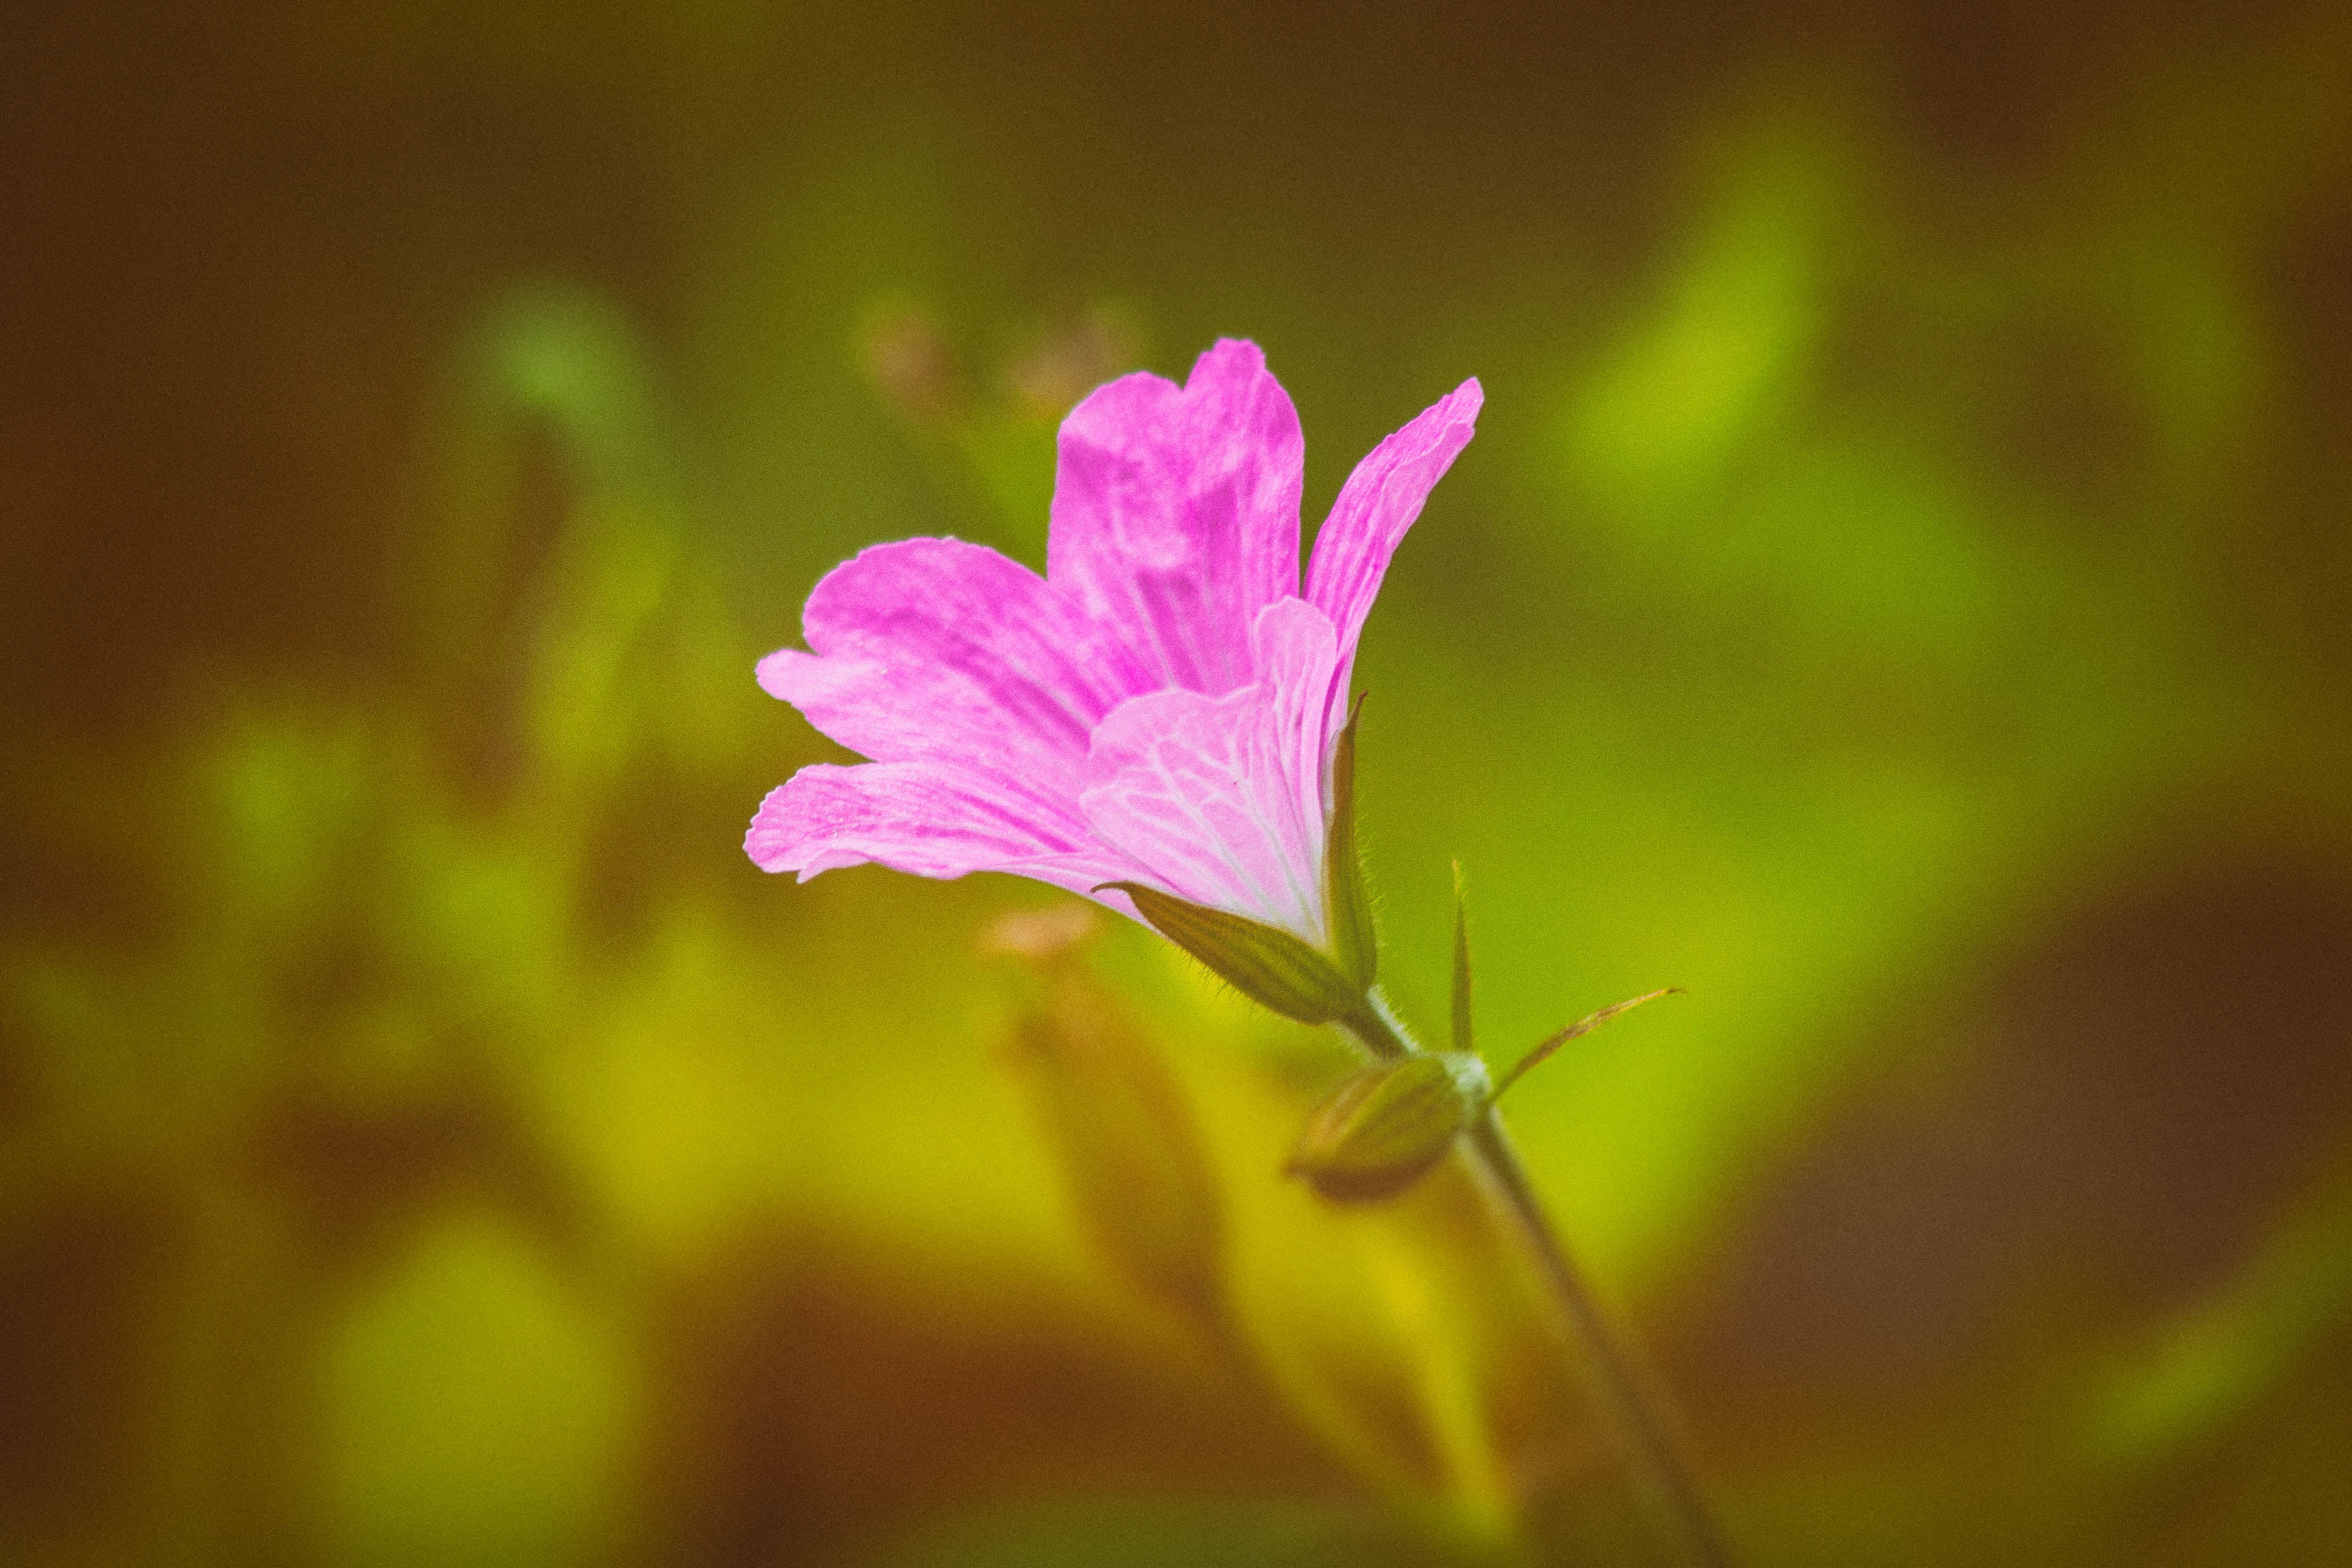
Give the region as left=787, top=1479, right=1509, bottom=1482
left=1343, top=990, right=1736, bottom=1568
left=1343, top=990, right=1418, bottom=1062
left=1463, top=1113, right=1736, bottom=1568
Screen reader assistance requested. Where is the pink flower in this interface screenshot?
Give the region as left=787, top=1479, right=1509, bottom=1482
left=746, top=340, right=1481, bottom=947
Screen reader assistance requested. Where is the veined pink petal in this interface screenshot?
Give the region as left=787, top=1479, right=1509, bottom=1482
left=1254, top=597, right=1351, bottom=855
left=1079, top=599, right=1341, bottom=943
left=760, top=537, right=1151, bottom=817
left=1047, top=339, right=1303, bottom=698
left=1305, top=376, right=1482, bottom=670
left=747, top=760, right=1126, bottom=893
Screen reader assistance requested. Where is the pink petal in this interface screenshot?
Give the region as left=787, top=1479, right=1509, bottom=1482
left=1305, top=376, right=1482, bottom=668
left=1253, top=596, right=1350, bottom=841
left=746, top=760, right=1126, bottom=893
left=1079, top=599, right=1341, bottom=943
left=759, top=537, right=1151, bottom=821
left=1047, top=339, right=1303, bottom=698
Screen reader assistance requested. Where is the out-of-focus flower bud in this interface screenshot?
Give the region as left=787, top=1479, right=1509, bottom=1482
left=985, top=906, right=1228, bottom=1332
left=860, top=304, right=963, bottom=428
left=1004, top=304, right=1143, bottom=422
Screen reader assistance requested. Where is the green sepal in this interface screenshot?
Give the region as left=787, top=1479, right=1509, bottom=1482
left=1323, top=696, right=1378, bottom=991
left=1286, top=1051, right=1489, bottom=1204
left=1450, top=859, right=1474, bottom=1056
left=1490, top=986, right=1682, bottom=1100
left=1100, top=882, right=1367, bottom=1025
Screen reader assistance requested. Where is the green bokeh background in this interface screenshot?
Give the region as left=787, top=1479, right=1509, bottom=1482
left=5, top=3, right=2350, bottom=1564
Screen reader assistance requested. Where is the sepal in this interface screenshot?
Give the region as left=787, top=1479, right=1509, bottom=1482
left=1324, top=696, right=1378, bottom=990
left=1492, top=986, right=1680, bottom=1098
left=1102, top=881, right=1367, bottom=1024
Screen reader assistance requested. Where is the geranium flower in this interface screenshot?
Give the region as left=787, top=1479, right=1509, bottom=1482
left=746, top=339, right=1480, bottom=957
left=741, top=343, right=1725, bottom=1557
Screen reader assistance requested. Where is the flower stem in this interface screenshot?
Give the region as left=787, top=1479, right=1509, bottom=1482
left=1461, top=1113, right=1736, bottom=1568
left=1343, top=991, right=1735, bottom=1568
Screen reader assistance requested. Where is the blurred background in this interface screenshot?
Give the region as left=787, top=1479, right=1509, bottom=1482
left=5, top=1, right=2351, bottom=1563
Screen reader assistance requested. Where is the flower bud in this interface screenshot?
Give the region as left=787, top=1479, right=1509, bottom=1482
left=1286, top=1052, right=1490, bottom=1205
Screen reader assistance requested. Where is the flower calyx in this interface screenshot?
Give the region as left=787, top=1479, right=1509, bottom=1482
left=1099, top=881, right=1367, bottom=1024
left=1288, top=983, right=1684, bottom=1206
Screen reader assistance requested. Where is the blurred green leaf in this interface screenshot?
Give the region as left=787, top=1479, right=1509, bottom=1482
left=323, top=1213, right=634, bottom=1567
